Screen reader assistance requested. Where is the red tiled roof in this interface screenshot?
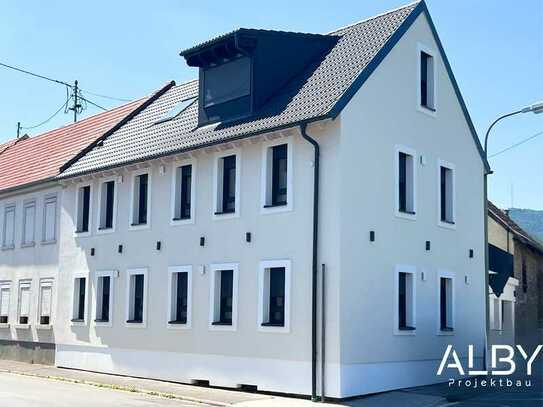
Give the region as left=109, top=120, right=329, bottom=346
left=0, top=98, right=147, bottom=192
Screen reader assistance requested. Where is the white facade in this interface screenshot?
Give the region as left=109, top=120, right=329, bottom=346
left=0, top=9, right=486, bottom=399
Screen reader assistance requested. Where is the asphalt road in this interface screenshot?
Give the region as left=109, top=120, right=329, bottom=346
left=0, top=372, right=207, bottom=407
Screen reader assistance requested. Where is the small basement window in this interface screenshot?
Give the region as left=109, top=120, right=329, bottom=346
left=173, top=164, right=193, bottom=221
left=72, top=277, right=86, bottom=322
left=98, top=180, right=116, bottom=230
left=76, top=185, right=91, bottom=233
left=397, top=148, right=416, bottom=216
left=215, top=155, right=237, bottom=215
left=39, top=279, right=53, bottom=325
left=168, top=267, right=191, bottom=325
left=439, top=163, right=455, bottom=224
left=18, top=281, right=31, bottom=325
left=131, top=173, right=150, bottom=227
left=420, top=50, right=435, bottom=110
left=439, top=276, right=454, bottom=331
left=263, top=143, right=289, bottom=208
left=126, top=270, right=146, bottom=325
left=95, top=275, right=112, bottom=323
left=0, top=283, right=10, bottom=324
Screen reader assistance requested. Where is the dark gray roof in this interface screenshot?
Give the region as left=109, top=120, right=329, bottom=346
left=61, top=1, right=485, bottom=177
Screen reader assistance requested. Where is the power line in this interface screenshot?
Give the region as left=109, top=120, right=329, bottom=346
left=79, top=94, right=107, bottom=111
left=20, top=96, right=72, bottom=130
left=489, top=130, right=543, bottom=158
left=79, top=89, right=130, bottom=102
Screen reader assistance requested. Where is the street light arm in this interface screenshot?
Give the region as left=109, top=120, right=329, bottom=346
left=484, top=109, right=524, bottom=157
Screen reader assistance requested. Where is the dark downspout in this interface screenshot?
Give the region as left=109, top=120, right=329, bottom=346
left=300, top=123, right=319, bottom=402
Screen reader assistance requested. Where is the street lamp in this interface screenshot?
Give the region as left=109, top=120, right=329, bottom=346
left=483, top=100, right=543, bottom=370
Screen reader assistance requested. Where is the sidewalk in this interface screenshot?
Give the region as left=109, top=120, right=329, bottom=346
left=0, top=359, right=449, bottom=406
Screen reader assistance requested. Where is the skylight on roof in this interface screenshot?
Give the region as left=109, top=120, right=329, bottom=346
left=155, top=97, right=196, bottom=124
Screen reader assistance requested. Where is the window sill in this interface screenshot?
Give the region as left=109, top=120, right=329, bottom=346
left=71, top=319, right=85, bottom=323
left=214, top=210, right=235, bottom=216
left=36, top=324, right=52, bottom=331
left=21, top=242, right=36, bottom=248
left=0, top=323, right=10, bottom=329
left=98, top=227, right=114, bottom=231
left=261, top=322, right=285, bottom=327
left=14, top=324, right=30, bottom=330
left=263, top=203, right=287, bottom=209
left=126, top=319, right=144, bottom=324
left=40, top=240, right=57, bottom=246
left=75, top=230, right=90, bottom=234
left=438, top=327, right=455, bottom=336
left=398, top=326, right=416, bottom=331
left=130, top=223, right=148, bottom=227
left=420, top=105, right=436, bottom=112
left=172, top=217, right=191, bottom=222
left=1, top=245, right=14, bottom=251
left=94, top=319, right=110, bottom=323
left=417, top=104, right=437, bottom=118
left=211, top=321, right=232, bottom=326
left=399, top=210, right=416, bottom=215
left=438, top=220, right=456, bottom=230
left=168, top=320, right=188, bottom=325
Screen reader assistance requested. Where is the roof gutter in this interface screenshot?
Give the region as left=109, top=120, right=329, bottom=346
left=300, top=123, right=320, bottom=401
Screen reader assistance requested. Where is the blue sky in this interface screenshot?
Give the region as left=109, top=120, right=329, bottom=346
left=0, top=1, right=541, bottom=209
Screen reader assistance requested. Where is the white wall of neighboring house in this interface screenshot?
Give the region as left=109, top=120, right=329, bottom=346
left=0, top=184, right=60, bottom=349
left=337, top=13, right=486, bottom=396
left=54, top=122, right=343, bottom=396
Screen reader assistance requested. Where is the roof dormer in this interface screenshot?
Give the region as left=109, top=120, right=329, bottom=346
left=180, top=28, right=337, bottom=126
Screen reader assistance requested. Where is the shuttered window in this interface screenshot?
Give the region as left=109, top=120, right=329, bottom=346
left=39, top=280, right=53, bottom=325
left=0, top=284, right=10, bottom=324
left=18, top=282, right=31, bottom=325
left=3, top=205, right=16, bottom=248
left=43, top=195, right=57, bottom=242
left=22, top=200, right=36, bottom=245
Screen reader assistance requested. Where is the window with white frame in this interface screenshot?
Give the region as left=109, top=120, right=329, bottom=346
left=168, top=266, right=191, bottom=326
left=76, top=185, right=91, bottom=233
left=396, top=147, right=416, bottom=216
left=131, top=173, right=150, bottom=226
left=439, top=163, right=455, bottom=224
left=2, top=204, right=15, bottom=249
left=22, top=199, right=36, bottom=246
left=172, top=164, right=193, bottom=221
left=95, top=273, right=113, bottom=323
left=18, top=280, right=31, bottom=325
left=126, top=269, right=147, bottom=325
left=98, top=180, right=116, bottom=231
left=210, top=264, right=238, bottom=329
left=39, top=279, right=53, bottom=325
left=439, top=276, right=454, bottom=331
left=0, top=282, right=10, bottom=324
left=42, top=194, right=57, bottom=243
left=214, top=154, right=238, bottom=215
left=262, top=143, right=289, bottom=208
left=397, top=270, right=415, bottom=331
left=72, top=277, right=87, bottom=322
left=258, top=260, right=290, bottom=331
left=419, top=48, right=435, bottom=110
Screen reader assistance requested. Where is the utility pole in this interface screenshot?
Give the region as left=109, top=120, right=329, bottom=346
left=16, top=122, right=21, bottom=138
left=69, top=80, right=81, bottom=122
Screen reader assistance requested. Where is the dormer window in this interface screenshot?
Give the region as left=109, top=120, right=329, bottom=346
left=203, top=57, right=251, bottom=107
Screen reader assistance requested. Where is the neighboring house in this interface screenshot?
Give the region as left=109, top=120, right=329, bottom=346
left=52, top=1, right=488, bottom=398
left=0, top=97, right=148, bottom=364
left=488, top=201, right=543, bottom=348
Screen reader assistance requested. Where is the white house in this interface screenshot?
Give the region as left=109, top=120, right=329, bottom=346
left=1, top=0, right=488, bottom=399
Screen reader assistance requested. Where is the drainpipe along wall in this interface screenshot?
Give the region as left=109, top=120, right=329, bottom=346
left=300, top=123, right=320, bottom=401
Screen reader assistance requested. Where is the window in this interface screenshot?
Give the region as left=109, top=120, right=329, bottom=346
left=491, top=298, right=501, bottom=330
left=395, top=147, right=416, bottom=217
left=22, top=200, right=36, bottom=246
left=262, top=142, right=292, bottom=212
left=522, top=258, right=528, bottom=293
left=419, top=49, right=435, bottom=110
left=203, top=57, right=251, bottom=108
left=394, top=265, right=416, bottom=334
left=18, top=280, right=31, bottom=325
left=95, top=273, right=113, bottom=324
left=439, top=276, right=454, bottom=332
left=42, top=194, right=57, bottom=243
left=72, top=277, right=87, bottom=323
left=209, top=263, right=238, bottom=330
left=126, top=269, right=147, bottom=326
left=258, top=260, right=291, bottom=332
left=131, top=172, right=150, bottom=227
left=39, top=279, right=53, bottom=325
left=2, top=204, right=15, bottom=249
left=172, top=163, right=194, bottom=222
left=98, top=180, right=116, bottom=231
left=0, top=282, right=10, bottom=324
left=76, top=185, right=91, bottom=233
left=438, top=161, right=455, bottom=226
left=168, top=266, right=192, bottom=327
left=214, top=154, right=239, bottom=216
